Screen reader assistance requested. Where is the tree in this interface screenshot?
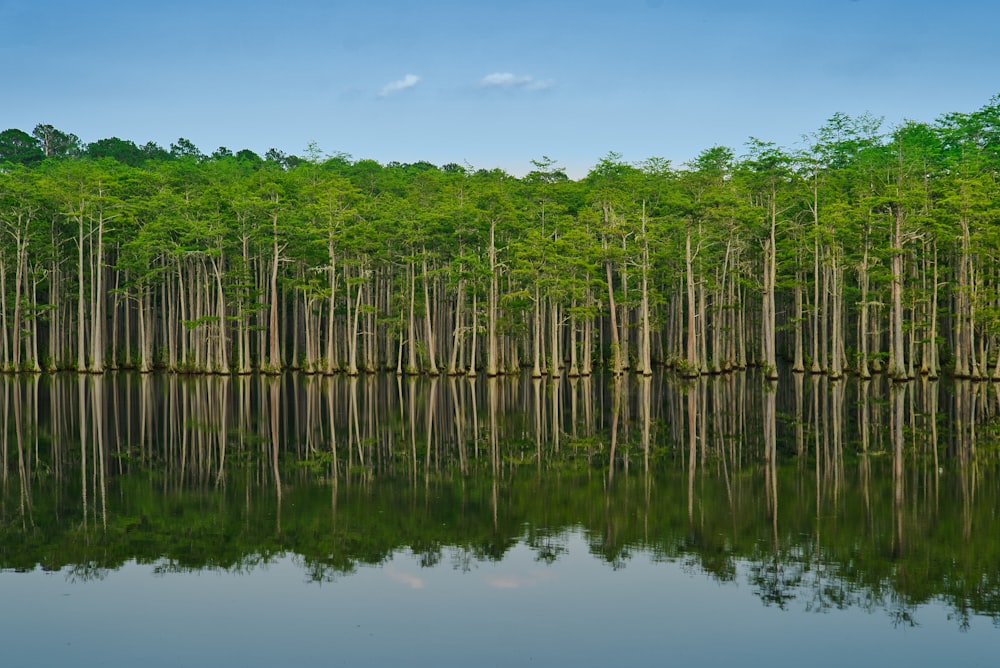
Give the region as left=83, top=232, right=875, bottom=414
left=170, top=137, right=205, bottom=162
left=32, top=124, right=81, bottom=158
left=0, top=129, right=43, bottom=165
left=877, top=122, right=941, bottom=381
left=87, top=137, right=145, bottom=166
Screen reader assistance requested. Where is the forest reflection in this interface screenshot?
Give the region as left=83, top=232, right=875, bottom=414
left=2, top=371, right=999, bottom=627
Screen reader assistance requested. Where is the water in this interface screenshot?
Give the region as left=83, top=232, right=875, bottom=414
left=1, top=371, right=998, bottom=666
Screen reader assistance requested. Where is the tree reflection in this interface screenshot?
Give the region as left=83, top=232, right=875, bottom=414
left=1, top=371, right=999, bottom=626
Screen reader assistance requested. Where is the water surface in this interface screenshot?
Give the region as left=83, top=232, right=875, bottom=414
left=1, top=372, right=998, bottom=666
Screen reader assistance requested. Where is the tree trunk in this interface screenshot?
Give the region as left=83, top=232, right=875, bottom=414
left=889, top=206, right=907, bottom=381
left=487, top=220, right=499, bottom=377
left=763, top=191, right=778, bottom=380
left=346, top=269, right=363, bottom=376
left=684, top=228, right=698, bottom=377
left=829, top=255, right=843, bottom=380
left=639, top=203, right=652, bottom=376
left=810, top=236, right=822, bottom=373
left=606, top=257, right=622, bottom=376
left=531, top=284, right=543, bottom=378
left=267, top=212, right=282, bottom=374
left=858, top=250, right=871, bottom=379
left=12, top=229, right=25, bottom=370
left=90, top=210, right=106, bottom=373
left=77, top=207, right=87, bottom=373
left=792, top=278, right=804, bottom=373
left=325, top=244, right=337, bottom=374
left=550, top=296, right=561, bottom=378
left=448, top=279, right=464, bottom=375
left=468, top=290, right=478, bottom=377
left=422, top=253, right=439, bottom=375
left=407, top=261, right=418, bottom=375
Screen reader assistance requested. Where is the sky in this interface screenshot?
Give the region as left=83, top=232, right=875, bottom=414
left=3, top=0, right=999, bottom=178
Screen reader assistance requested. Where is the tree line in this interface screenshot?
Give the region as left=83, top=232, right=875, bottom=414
left=1, top=98, right=999, bottom=379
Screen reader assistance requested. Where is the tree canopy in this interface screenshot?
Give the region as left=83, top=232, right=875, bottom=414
left=1, top=97, right=1000, bottom=378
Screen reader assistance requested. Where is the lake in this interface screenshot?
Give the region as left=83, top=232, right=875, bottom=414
left=1, top=371, right=998, bottom=666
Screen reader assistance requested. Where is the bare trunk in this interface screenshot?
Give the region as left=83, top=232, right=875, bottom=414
left=889, top=207, right=907, bottom=381
left=12, top=231, right=24, bottom=370
left=550, top=297, right=561, bottom=378
left=792, top=279, right=804, bottom=373
left=422, top=253, right=438, bottom=375
left=90, top=210, right=106, bottom=373
left=346, top=269, right=363, bottom=376
left=810, top=235, right=821, bottom=373
left=606, top=258, right=622, bottom=376
left=830, top=255, right=843, bottom=380
left=448, top=279, right=464, bottom=375
left=684, top=228, right=698, bottom=376
left=408, top=261, right=418, bottom=375
left=77, top=208, right=87, bottom=373
left=487, top=220, right=499, bottom=376
left=326, top=244, right=337, bottom=373
left=639, top=203, right=652, bottom=375
left=763, top=191, right=778, bottom=380
left=267, top=220, right=281, bottom=373
left=0, top=254, right=8, bottom=369
left=858, top=249, right=871, bottom=379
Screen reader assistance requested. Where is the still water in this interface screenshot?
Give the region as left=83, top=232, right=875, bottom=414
left=1, top=371, right=998, bottom=666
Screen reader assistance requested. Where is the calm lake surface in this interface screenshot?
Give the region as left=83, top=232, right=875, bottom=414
left=1, top=371, right=998, bottom=667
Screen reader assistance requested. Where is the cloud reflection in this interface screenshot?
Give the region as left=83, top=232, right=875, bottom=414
left=486, top=572, right=555, bottom=589
left=386, top=567, right=426, bottom=589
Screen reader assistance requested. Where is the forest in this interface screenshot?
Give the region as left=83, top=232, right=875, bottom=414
left=1, top=96, right=999, bottom=380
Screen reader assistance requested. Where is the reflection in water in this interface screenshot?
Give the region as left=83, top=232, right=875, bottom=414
left=2, top=371, right=1000, bottom=628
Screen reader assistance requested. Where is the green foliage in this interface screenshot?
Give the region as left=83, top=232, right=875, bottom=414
left=2, top=97, right=1000, bottom=375
left=0, top=128, right=44, bottom=165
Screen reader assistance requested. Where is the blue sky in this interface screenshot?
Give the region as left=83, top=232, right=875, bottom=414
left=3, top=0, right=998, bottom=177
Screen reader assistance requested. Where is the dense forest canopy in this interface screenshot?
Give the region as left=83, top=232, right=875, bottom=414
left=2, top=97, right=1000, bottom=378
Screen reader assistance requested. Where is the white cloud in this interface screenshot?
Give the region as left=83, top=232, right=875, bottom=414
left=379, top=74, right=421, bottom=97
left=479, top=72, right=554, bottom=91
left=526, top=78, right=555, bottom=91
left=481, top=72, right=531, bottom=87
